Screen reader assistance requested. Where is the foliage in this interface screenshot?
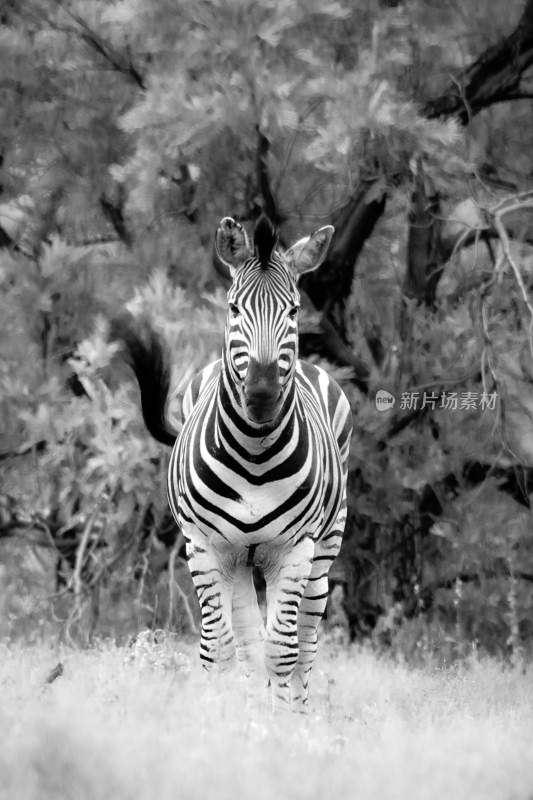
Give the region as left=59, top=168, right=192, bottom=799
left=1, top=0, right=533, bottom=656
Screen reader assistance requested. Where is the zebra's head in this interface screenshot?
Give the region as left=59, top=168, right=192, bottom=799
left=215, top=216, right=334, bottom=425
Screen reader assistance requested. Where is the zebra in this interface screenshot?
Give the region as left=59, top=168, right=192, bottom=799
left=115, top=216, right=352, bottom=711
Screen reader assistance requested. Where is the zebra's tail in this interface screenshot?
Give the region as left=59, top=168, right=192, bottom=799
left=110, top=314, right=177, bottom=448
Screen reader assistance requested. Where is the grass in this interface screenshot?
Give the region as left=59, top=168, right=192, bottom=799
left=1, top=633, right=533, bottom=800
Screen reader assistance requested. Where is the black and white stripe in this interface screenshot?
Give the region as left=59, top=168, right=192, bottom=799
left=120, top=216, right=352, bottom=711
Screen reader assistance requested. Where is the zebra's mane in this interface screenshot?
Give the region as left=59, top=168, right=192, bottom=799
left=253, top=215, right=277, bottom=269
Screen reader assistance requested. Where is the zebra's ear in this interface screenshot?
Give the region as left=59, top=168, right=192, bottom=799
left=215, top=217, right=251, bottom=277
left=285, top=225, right=334, bottom=278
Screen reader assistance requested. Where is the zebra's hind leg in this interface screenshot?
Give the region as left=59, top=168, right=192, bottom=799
left=186, top=539, right=235, bottom=671
left=263, top=536, right=315, bottom=712
left=232, top=564, right=267, bottom=708
left=290, top=528, right=343, bottom=713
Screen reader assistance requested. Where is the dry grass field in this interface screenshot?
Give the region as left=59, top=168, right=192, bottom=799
left=1, top=634, right=532, bottom=800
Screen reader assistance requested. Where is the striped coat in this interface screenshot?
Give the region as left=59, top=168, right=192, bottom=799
left=118, top=216, right=352, bottom=711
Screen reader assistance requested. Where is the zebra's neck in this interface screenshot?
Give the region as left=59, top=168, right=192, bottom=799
left=217, top=354, right=297, bottom=456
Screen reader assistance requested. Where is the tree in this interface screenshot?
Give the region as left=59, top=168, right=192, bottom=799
left=1, top=0, right=533, bottom=654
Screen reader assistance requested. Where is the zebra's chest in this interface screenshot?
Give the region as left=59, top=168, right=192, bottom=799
left=172, top=419, right=330, bottom=545
left=179, top=483, right=325, bottom=545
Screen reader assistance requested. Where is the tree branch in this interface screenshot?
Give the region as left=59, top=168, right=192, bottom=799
left=99, top=193, right=132, bottom=247
left=435, top=568, right=533, bottom=590
left=298, top=297, right=370, bottom=393
left=423, top=1, right=533, bottom=123
left=492, top=192, right=533, bottom=352
left=57, top=5, right=146, bottom=90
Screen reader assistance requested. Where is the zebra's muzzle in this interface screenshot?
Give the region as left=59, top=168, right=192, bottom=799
left=244, top=358, right=282, bottom=424
left=245, top=394, right=282, bottom=424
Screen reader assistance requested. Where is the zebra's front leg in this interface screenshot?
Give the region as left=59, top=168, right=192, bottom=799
left=263, top=536, right=315, bottom=711
left=290, top=528, right=343, bottom=712
left=232, top=564, right=267, bottom=707
left=186, top=539, right=235, bottom=671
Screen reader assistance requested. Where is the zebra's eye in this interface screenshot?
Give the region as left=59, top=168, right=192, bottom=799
left=229, top=303, right=240, bottom=318
left=288, top=306, right=299, bottom=320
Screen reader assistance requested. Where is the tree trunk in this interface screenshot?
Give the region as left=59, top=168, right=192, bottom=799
left=301, top=179, right=387, bottom=328
left=404, top=163, right=444, bottom=306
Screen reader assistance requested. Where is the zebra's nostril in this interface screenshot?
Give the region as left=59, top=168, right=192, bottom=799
left=244, top=383, right=281, bottom=403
